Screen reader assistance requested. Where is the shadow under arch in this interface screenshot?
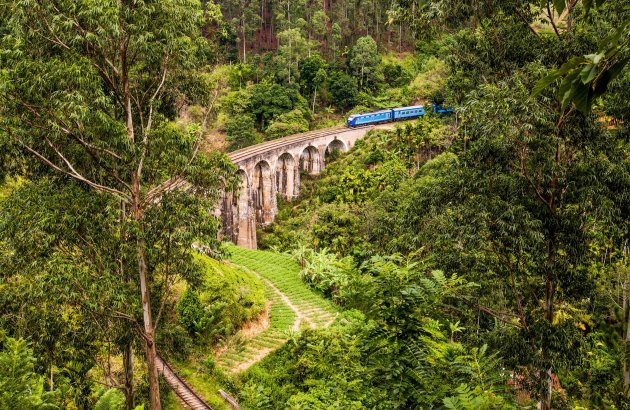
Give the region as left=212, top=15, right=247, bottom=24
left=276, top=152, right=298, bottom=201
left=325, top=138, right=346, bottom=162
left=252, top=160, right=274, bottom=224
left=299, top=145, right=321, bottom=174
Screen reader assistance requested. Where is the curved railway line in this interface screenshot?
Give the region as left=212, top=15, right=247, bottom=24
left=227, top=125, right=349, bottom=162
left=157, top=355, right=214, bottom=410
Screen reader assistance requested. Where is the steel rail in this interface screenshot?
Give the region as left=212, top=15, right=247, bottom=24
left=157, top=355, right=213, bottom=410
left=227, top=125, right=350, bottom=162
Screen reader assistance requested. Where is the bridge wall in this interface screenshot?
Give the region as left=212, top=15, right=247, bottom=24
left=221, top=126, right=379, bottom=249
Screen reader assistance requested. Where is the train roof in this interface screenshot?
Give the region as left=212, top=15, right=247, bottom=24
left=392, top=105, right=424, bottom=111
left=347, top=109, right=394, bottom=119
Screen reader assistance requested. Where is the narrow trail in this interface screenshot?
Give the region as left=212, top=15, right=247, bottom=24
left=259, top=274, right=313, bottom=331
left=216, top=246, right=337, bottom=373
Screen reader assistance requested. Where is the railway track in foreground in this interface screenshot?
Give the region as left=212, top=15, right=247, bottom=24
left=157, top=355, right=213, bottom=410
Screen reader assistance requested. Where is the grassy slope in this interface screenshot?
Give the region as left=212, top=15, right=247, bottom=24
left=168, top=246, right=338, bottom=407
left=227, top=245, right=338, bottom=329
left=170, top=254, right=265, bottom=410
left=215, top=245, right=338, bottom=371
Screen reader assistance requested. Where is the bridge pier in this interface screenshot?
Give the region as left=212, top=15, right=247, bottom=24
left=221, top=125, right=381, bottom=248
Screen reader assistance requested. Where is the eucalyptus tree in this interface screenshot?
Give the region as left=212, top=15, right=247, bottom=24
left=0, top=180, right=136, bottom=407
left=0, top=1, right=236, bottom=408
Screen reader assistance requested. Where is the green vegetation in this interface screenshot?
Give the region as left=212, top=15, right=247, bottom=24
left=260, top=116, right=454, bottom=257
left=0, top=337, right=58, bottom=409
left=177, top=254, right=265, bottom=344
left=1, top=0, right=629, bottom=409
left=237, top=265, right=512, bottom=408
left=228, top=246, right=338, bottom=329
left=249, top=2, right=630, bottom=408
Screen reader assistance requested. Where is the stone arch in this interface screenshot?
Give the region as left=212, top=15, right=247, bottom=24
left=325, top=138, right=346, bottom=159
left=252, top=160, right=274, bottom=224
left=299, top=145, right=321, bottom=174
left=276, top=153, right=298, bottom=201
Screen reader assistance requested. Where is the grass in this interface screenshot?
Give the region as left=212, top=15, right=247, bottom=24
left=212, top=245, right=338, bottom=372
left=166, top=255, right=266, bottom=409
left=214, top=284, right=294, bottom=370
left=227, top=245, right=338, bottom=328
left=168, top=361, right=230, bottom=410
left=166, top=244, right=340, bottom=407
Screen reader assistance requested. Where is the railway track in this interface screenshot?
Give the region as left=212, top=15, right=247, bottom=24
left=227, top=125, right=350, bottom=163
left=156, top=355, right=213, bottom=410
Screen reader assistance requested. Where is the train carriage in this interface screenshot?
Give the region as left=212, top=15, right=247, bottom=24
left=392, top=105, right=426, bottom=120
left=346, top=103, right=451, bottom=128
left=346, top=110, right=393, bottom=127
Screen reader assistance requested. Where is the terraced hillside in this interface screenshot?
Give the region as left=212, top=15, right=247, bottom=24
left=216, top=245, right=338, bottom=372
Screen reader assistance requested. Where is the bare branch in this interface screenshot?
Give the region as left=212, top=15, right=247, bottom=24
left=17, top=136, right=130, bottom=199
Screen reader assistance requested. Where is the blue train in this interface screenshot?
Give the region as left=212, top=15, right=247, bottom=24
left=346, top=103, right=452, bottom=128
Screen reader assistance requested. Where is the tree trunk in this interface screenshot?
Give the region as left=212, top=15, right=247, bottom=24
left=137, top=235, right=160, bottom=410
left=132, top=174, right=161, bottom=410
left=242, top=20, right=247, bottom=64
left=540, top=236, right=556, bottom=410
left=539, top=368, right=553, bottom=410
left=624, top=276, right=630, bottom=396
left=123, top=339, right=135, bottom=410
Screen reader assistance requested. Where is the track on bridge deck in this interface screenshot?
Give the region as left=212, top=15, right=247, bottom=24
left=157, top=355, right=213, bottom=410
left=152, top=123, right=394, bottom=199
left=227, top=122, right=395, bottom=163
left=227, top=125, right=347, bottom=162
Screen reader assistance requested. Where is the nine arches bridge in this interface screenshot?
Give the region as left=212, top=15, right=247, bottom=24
left=219, top=123, right=393, bottom=249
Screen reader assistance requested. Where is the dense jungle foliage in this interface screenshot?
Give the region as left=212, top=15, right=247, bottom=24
left=0, top=0, right=629, bottom=409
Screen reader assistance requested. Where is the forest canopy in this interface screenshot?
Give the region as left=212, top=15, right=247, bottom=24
left=0, top=0, right=629, bottom=409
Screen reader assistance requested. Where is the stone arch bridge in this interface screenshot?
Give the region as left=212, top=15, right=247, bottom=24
left=220, top=124, right=391, bottom=248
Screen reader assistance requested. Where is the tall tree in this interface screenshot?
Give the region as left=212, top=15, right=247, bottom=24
left=384, top=69, right=630, bottom=409
left=349, top=35, right=382, bottom=91
left=0, top=1, right=235, bottom=407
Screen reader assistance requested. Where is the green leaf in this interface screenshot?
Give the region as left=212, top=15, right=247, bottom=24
left=592, top=58, right=629, bottom=100
left=557, top=56, right=588, bottom=75
left=558, top=70, right=580, bottom=109
left=532, top=71, right=561, bottom=97
left=572, top=83, right=591, bottom=113
left=579, top=64, right=598, bottom=84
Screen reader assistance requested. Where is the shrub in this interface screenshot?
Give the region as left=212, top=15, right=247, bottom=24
left=176, top=254, right=266, bottom=345
left=94, top=389, right=125, bottom=410
left=226, top=114, right=260, bottom=151
left=409, top=56, right=447, bottom=101
left=265, top=108, right=309, bottom=140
